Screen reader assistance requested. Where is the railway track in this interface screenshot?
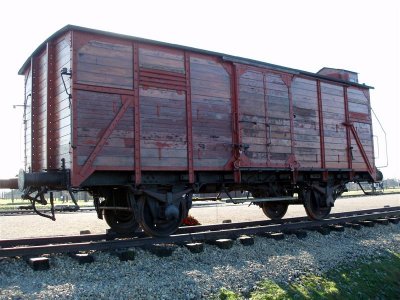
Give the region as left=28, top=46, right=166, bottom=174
left=1, top=207, right=399, bottom=259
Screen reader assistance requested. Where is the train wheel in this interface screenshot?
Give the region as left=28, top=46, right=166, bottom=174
left=261, top=202, right=289, bottom=220
left=137, top=195, right=187, bottom=237
left=304, top=190, right=331, bottom=220
left=102, top=189, right=139, bottom=234
left=103, top=209, right=139, bottom=234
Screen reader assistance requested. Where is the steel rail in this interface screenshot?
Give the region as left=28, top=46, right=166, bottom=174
left=1, top=206, right=399, bottom=248
left=0, top=207, right=399, bottom=258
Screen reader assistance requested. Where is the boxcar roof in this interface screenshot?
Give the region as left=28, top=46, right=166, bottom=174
left=19, top=25, right=372, bottom=89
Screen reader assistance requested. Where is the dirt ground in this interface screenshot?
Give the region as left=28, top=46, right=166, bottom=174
left=0, top=194, right=398, bottom=239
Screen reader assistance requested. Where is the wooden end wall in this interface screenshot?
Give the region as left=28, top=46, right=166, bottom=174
left=24, top=32, right=72, bottom=172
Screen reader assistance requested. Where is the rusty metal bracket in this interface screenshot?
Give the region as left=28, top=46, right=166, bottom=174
left=61, top=68, right=72, bottom=107
left=23, top=187, right=56, bottom=221
left=285, top=154, right=299, bottom=171
left=143, top=188, right=193, bottom=205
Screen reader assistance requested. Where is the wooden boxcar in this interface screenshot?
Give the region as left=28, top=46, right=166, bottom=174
left=4, top=25, right=381, bottom=236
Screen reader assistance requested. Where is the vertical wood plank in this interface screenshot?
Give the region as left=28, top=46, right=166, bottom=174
left=363, top=88, right=375, bottom=171
left=292, top=77, right=320, bottom=169
left=263, top=72, right=269, bottom=164
left=321, top=82, right=346, bottom=169
left=31, top=56, right=40, bottom=172
left=46, top=41, right=56, bottom=169
left=266, top=73, right=291, bottom=166
left=317, top=80, right=326, bottom=172
left=133, top=43, right=141, bottom=184
left=185, top=53, right=194, bottom=183
left=25, top=62, right=33, bottom=171
left=71, top=31, right=79, bottom=186
left=190, top=55, right=233, bottom=169
left=53, top=33, right=72, bottom=170
left=343, top=87, right=352, bottom=170
left=232, top=64, right=241, bottom=183
left=286, top=76, right=294, bottom=161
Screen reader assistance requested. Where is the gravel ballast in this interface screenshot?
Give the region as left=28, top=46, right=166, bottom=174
left=0, top=223, right=399, bottom=299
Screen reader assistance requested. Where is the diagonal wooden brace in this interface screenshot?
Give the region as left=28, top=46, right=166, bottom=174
left=78, top=95, right=133, bottom=180
left=346, top=123, right=375, bottom=179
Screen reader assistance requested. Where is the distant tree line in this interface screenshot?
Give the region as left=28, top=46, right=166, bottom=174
left=346, top=178, right=399, bottom=191
left=0, top=190, right=93, bottom=202
left=1, top=178, right=399, bottom=201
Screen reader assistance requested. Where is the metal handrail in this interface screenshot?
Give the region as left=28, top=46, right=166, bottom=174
left=371, top=107, right=388, bottom=168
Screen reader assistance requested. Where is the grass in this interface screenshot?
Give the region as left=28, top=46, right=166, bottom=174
left=218, top=251, right=400, bottom=299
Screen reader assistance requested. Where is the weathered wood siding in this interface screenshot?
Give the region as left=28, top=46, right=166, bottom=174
left=76, top=40, right=133, bottom=89
left=139, top=46, right=187, bottom=168
left=190, top=56, right=232, bottom=168
left=238, top=71, right=291, bottom=166
left=292, top=77, right=320, bottom=168
left=23, top=33, right=72, bottom=172
left=31, top=51, right=48, bottom=171
left=139, top=46, right=185, bottom=74
left=74, top=37, right=190, bottom=171
left=75, top=44, right=233, bottom=172
left=266, top=74, right=291, bottom=165
left=321, top=83, right=347, bottom=168
left=24, top=67, right=32, bottom=171
left=21, top=27, right=377, bottom=186
left=140, top=88, right=187, bottom=168
left=53, top=33, right=72, bottom=169
left=239, top=70, right=267, bottom=165
left=77, top=90, right=134, bottom=167
left=347, top=87, right=373, bottom=170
